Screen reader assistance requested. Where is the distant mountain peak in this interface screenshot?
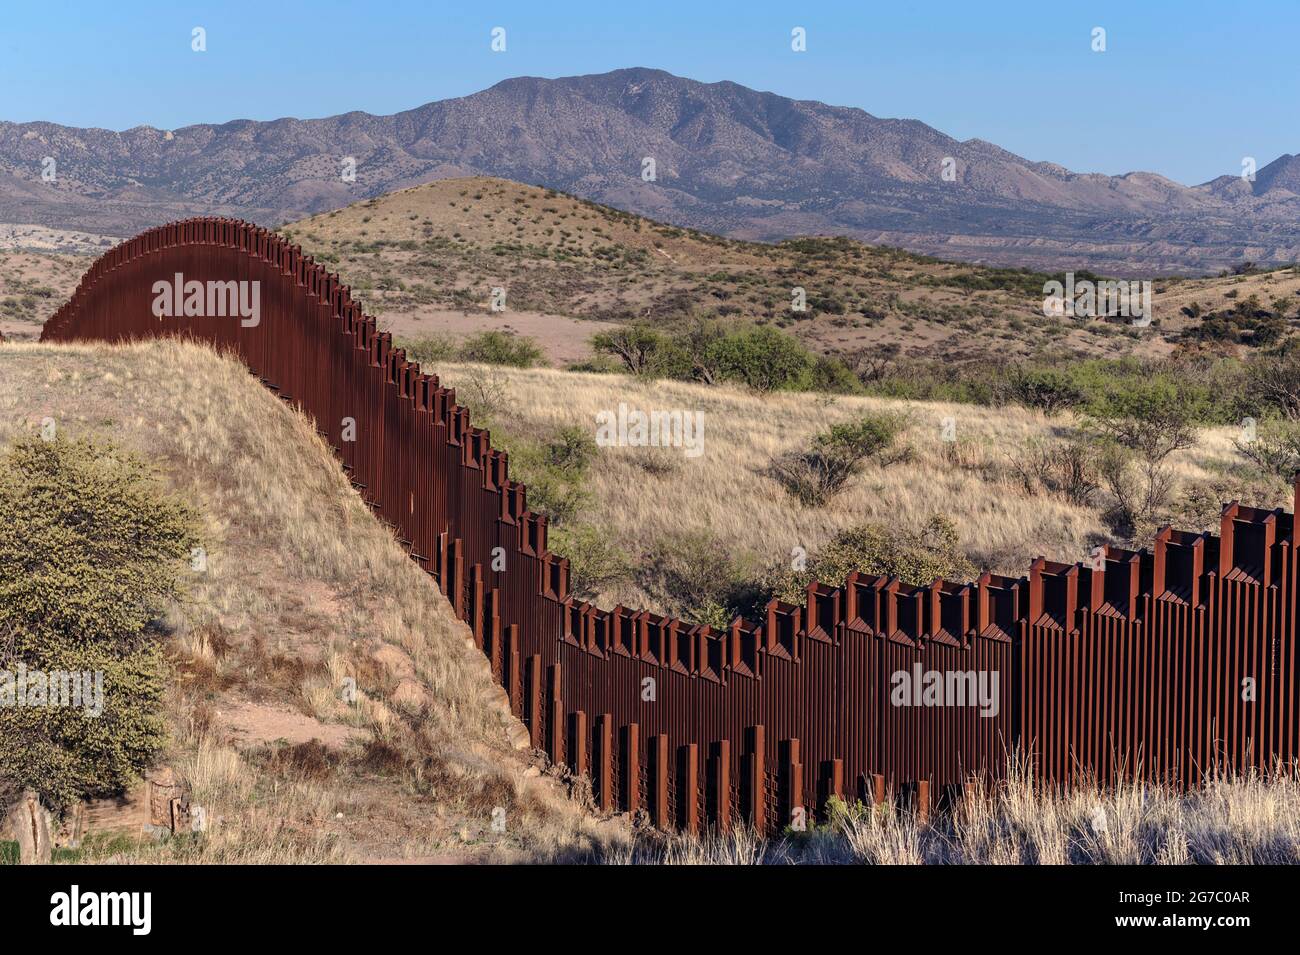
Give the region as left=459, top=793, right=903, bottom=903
left=0, top=67, right=1295, bottom=274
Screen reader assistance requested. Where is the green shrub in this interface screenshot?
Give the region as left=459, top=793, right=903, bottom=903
left=591, top=326, right=673, bottom=376
left=591, top=319, right=860, bottom=395
left=769, top=413, right=907, bottom=506
left=0, top=641, right=169, bottom=808
left=0, top=435, right=196, bottom=645
left=1005, top=367, right=1087, bottom=416
left=457, top=330, right=543, bottom=368
left=638, top=531, right=763, bottom=629
left=0, top=435, right=195, bottom=808
left=774, top=515, right=976, bottom=603
left=400, top=334, right=458, bottom=366
left=503, top=426, right=597, bottom=524
left=1083, top=376, right=1203, bottom=463
left=1236, top=417, right=1300, bottom=479
left=704, top=325, right=814, bottom=393
left=548, top=523, right=632, bottom=602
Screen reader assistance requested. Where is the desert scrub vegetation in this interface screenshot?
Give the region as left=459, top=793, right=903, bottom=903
left=592, top=317, right=861, bottom=395
left=602, top=762, right=1300, bottom=865
left=400, top=329, right=544, bottom=369
left=425, top=360, right=1281, bottom=624
left=772, top=516, right=975, bottom=605
left=769, top=412, right=908, bottom=505
left=0, top=434, right=196, bottom=808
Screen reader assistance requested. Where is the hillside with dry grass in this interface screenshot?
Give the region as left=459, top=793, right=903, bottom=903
left=0, top=338, right=620, bottom=863
left=427, top=360, right=1288, bottom=625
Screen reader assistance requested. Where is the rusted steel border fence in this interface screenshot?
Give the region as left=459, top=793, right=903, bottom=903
left=40, top=219, right=1299, bottom=832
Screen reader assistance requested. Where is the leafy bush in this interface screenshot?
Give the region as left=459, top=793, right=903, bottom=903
left=548, top=523, right=631, bottom=602
left=400, top=334, right=458, bottom=366
left=591, top=326, right=673, bottom=376
left=504, top=425, right=597, bottom=524
left=1005, top=367, right=1087, bottom=416
left=0, top=436, right=196, bottom=644
left=457, top=330, right=543, bottom=368
left=706, top=325, right=815, bottom=393
left=773, top=515, right=976, bottom=603
left=769, top=413, right=906, bottom=506
left=0, top=435, right=196, bottom=807
left=1083, top=376, right=1204, bottom=464
left=1244, top=347, right=1300, bottom=420
left=1236, top=417, right=1300, bottom=479
left=638, top=531, right=763, bottom=629
left=591, top=318, right=861, bottom=395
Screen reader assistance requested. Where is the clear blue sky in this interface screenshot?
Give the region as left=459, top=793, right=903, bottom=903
left=2, top=0, right=1293, bottom=185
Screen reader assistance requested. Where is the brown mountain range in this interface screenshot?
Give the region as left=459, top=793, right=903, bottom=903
left=2, top=68, right=1297, bottom=274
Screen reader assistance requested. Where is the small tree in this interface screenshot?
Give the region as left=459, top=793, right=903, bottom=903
left=705, top=325, right=814, bottom=394
left=0, top=435, right=195, bottom=807
left=1097, top=442, right=1175, bottom=541
left=1084, top=377, right=1201, bottom=463
left=591, top=325, right=669, bottom=375
left=774, top=515, right=976, bottom=603
left=1005, top=367, right=1087, bottom=416
left=770, top=413, right=906, bottom=505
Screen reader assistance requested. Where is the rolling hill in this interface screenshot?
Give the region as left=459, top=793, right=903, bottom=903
left=279, top=176, right=1300, bottom=369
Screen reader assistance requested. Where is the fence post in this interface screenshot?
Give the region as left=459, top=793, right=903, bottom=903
left=680, top=743, right=699, bottom=835
left=489, top=591, right=502, bottom=676
left=452, top=539, right=465, bottom=620
left=547, top=664, right=563, bottom=766
left=623, top=723, right=640, bottom=815
left=653, top=735, right=670, bottom=829
left=782, top=738, right=803, bottom=830
left=470, top=565, right=484, bottom=648
left=570, top=710, right=588, bottom=777
left=597, top=714, right=613, bottom=811
left=744, top=724, right=766, bottom=831
left=506, top=625, right=521, bottom=713
left=526, top=655, right=541, bottom=748
left=821, top=758, right=843, bottom=816
left=711, top=739, right=731, bottom=834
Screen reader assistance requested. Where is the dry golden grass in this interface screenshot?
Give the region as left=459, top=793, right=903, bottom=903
left=431, top=361, right=1270, bottom=618
left=0, top=338, right=623, bottom=863
left=608, top=759, right=1300, bottom=865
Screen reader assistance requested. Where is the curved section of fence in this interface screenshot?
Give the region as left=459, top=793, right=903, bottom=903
left=41, top=219, right=1299, bottom=831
